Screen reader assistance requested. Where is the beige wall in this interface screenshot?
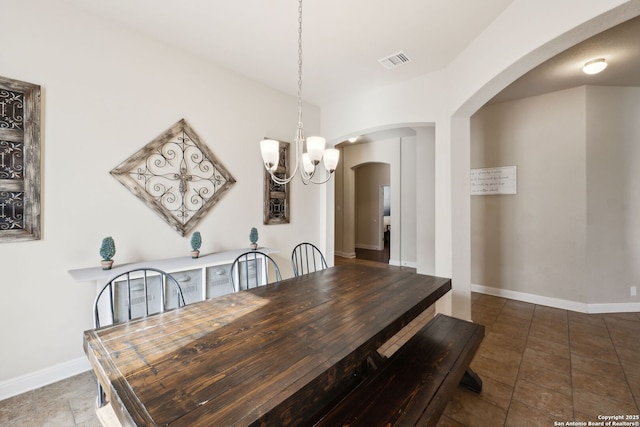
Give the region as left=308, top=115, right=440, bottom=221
left=355, top=163, right=390, bottom=250
left=471, top=85, right=640, bottom=308
left=586, top=86, right=640, bottom=304
left=334, top=138, right=399, bottom=259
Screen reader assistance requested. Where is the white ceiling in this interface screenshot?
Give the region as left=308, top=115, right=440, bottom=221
left=61, top=0, right=515, bottom=106
left=61, top=0, right=640, bottom=129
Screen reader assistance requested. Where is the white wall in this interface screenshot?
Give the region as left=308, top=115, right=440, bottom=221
left=415, top=127, right=436, bottom=275
left=400, top=136, right=418, bottom=267
left=1, top=0, right=323, bottom=396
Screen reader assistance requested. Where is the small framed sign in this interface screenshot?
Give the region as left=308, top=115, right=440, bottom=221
left=471, top=166, right=517, bottom=195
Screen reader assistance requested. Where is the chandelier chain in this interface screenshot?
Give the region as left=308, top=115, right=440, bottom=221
left=259, top=0, right=338, bottom=186
left=297, top=0, right=303, bottom=139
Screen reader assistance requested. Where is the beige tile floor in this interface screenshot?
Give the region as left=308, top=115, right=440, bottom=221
left=1, top=292, right=638, bottom=426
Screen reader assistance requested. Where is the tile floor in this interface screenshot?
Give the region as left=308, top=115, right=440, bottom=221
left=1, top=292, right=638, bottom=427
left=437, top=293, right=640, bottom=427
left=0, top=370, right=100, bottom=427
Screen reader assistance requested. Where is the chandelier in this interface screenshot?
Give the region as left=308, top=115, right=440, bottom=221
left=260, top=0, right=339, bottom=185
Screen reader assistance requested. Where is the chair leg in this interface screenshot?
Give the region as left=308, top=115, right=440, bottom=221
left=96, top=382, right=106, bottom=407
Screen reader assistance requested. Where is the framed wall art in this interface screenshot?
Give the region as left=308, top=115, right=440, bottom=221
left=263, top=139, right=290, bottom=225
left=0, top=75, right=41, bottom=242
left=111, top=119, right=236, bottom=236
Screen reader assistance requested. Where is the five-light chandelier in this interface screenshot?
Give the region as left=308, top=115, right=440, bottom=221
left=260, top=0, right=339, bottom=185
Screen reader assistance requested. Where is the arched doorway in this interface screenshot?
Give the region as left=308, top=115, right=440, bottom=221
left=333, top=126, right=433, bottom=268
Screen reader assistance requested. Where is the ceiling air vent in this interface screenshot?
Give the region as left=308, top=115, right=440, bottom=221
left=378, top=51, right=411, bottom=69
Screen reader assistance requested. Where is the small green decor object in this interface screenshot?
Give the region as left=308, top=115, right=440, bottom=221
left=100, top=236, right=116, bottom=269
left=190, top=231, right=202, bottom=258
left=249, top=227, right=258, bottom=250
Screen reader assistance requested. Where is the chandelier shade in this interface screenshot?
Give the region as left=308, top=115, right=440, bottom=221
left=323, top=148, right=340, bottom=172
left=260, top=139, right=280, bottom=173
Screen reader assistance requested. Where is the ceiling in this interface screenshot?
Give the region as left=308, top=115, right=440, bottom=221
left=490, top=14, right=640, bottom=104
left=61, top=1, right=640, bottom=139
left=61, top=0, right=514, bottom=106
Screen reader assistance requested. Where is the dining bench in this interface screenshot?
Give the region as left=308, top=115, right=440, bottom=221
left=314, top=313, right=485, bottom=427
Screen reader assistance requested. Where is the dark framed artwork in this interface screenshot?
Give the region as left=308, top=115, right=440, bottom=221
left=0, top=75, right=41, bottom=242
left=263, top=139, right=290, bottom=225
left=111, top=119, right=236, bottom=236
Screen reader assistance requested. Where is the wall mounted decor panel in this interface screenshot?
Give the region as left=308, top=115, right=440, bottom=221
left=263, top=139, right=290, bottom=225
left=0, top=76, right=41, bottom=242
left=111, top=119, right=236, bottom=236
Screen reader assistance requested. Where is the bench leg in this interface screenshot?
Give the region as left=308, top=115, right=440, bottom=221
left=367, top=352, right=386, bottom=373
left=460, top=367, right=483, bottom=393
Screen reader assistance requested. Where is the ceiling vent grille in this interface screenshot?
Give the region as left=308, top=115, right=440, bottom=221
left=378, top=51, right=411, bottom=69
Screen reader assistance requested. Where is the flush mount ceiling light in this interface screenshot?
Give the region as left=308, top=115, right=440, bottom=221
left=583, top=58, right=607, bottom=75
left=259, top=0, right=339, bottom=185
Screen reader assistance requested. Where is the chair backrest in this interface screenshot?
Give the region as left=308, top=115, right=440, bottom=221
left=291, top=242, right=328, bottom=277
left=230, top=251, right=282, bottom=292
left=94, top=268, right=186, bottom=328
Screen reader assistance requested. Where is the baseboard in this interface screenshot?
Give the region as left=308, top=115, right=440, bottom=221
left=355, top=243, right=383, bottom=251
left=586, top=301, right=640, bottom=313
left=388, top=259, right=417, bottom=268
left=471, top=284, right=640, bottom=314
left=400, top=260, right=417, bottom=268
left=0, top=356, right=91, bottom=401
left=335, top=251, right=356, bottom=258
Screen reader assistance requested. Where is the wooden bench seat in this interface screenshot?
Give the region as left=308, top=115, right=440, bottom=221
left=314, top=313, right=485, bottom=427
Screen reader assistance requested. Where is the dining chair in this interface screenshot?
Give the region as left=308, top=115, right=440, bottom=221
left=291, top=242, right=328, bottom=276
left=230, top=251, right=282, bottom=292
left=93, top=267, right=185, bottom=406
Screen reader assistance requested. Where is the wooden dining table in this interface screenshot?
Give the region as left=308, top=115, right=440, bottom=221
left=83, top=262, right=452, bottom=427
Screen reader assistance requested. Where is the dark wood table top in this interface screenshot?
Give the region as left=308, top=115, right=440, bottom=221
left=83, top=263, right=451, bottom=427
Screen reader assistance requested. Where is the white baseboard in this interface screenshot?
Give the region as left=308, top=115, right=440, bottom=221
left=388, top=259, right=417, bottom=268
left=0, top=356, right=91, bottom=401
left=471, top=284, right=640, bottom=314
left=335, top=251, right=356, bottom=258
left=586, top=301, right=640, bottom=314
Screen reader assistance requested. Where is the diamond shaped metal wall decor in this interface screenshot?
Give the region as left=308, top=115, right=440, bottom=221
left=111, top=119, right=236, bottom=236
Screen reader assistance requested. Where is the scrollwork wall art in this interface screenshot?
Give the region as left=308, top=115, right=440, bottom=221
left=0, top=75, right=41, bottom=243
left=111, top=119, right=236, bottom=236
